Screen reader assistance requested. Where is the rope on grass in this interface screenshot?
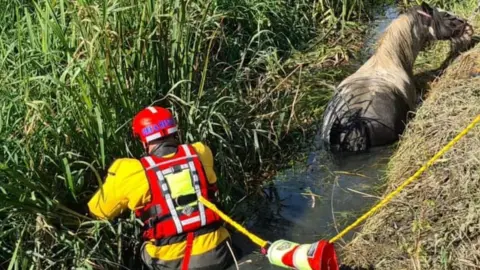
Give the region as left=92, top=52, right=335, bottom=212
left=329, top=114, right=480, bottom=243
left=198, top=114, right=480, bottom=251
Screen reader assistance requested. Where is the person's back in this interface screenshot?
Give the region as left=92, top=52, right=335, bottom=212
left=88, top=106, right=236, bottom=270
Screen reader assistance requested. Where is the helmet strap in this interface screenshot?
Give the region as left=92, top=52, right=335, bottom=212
left=142, top=142, right=148, bottom=154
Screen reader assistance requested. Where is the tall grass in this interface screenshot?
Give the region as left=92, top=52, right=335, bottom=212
left=0, top=0, right=374, bottom=268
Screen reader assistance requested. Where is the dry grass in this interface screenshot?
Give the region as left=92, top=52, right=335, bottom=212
left=340, top=44, right=480, bottom=269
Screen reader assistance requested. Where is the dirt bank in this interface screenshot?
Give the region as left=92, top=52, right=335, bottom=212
left=341, top=43, right=480, bottom=269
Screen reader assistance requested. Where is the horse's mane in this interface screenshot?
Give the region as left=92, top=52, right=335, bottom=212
left=373, top=6, right=429, bottom=71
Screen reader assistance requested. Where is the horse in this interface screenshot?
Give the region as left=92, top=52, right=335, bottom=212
left=318, top=2, right=473, bottom=153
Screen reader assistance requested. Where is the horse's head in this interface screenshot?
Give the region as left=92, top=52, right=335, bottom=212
left=414, top=2, right=473, bottom=44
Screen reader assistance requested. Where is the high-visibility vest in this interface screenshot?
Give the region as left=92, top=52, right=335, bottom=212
left=135, top=144, right=222, bottom=245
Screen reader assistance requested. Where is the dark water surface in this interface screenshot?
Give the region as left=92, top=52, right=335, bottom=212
left=227, top=146, right=394, bottom=269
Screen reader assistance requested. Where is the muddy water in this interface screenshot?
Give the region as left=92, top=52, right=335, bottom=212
left=227, top=5, right=400, bottom=269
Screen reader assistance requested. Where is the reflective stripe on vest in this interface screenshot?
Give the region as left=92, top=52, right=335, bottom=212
left=144, top=156, right=184, bottom=234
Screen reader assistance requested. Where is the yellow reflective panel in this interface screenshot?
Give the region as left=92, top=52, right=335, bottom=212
left=165, top=169, right=195, bottom=199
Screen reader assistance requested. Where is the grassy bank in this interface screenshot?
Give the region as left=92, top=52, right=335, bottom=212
left=341, top=1, right=480, bottom=269
left=0, top=0, right=381, bottom=268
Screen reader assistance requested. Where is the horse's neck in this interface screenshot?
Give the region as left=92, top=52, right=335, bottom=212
left=373, top=15, right=425, bottom=73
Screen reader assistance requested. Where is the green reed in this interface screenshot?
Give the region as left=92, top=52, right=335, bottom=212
left=0, top=0, right=375, bottom=268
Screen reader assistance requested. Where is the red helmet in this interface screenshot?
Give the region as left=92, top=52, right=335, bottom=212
left=132, top=106, right=178, bottom=143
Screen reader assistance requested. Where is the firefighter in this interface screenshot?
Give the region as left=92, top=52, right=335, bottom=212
left=88, top=106, right=237, bottom=270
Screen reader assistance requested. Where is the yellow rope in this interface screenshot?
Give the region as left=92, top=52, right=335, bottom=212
left=329, top=114, right=480, bottom=243
left=198, top=114, right=480, bottom=249
left=198, top=196, right=269, bottom=248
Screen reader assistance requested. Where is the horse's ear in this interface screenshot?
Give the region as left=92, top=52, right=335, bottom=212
left=420, top=2, right=434, bottom=16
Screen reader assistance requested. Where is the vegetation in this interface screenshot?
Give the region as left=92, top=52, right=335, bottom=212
left=0, top=0, right=381, bottom=268
left=343, top=46, right=480, bottom=270
left=1, top=0, right=473, bottom=267
left=342, top=0, right=480, bottom=268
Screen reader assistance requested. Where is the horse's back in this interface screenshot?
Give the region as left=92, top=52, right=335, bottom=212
left=320, top=80, right=411, bottom=151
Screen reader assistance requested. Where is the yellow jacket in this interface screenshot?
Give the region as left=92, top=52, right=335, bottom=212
left=87, top=142, right=230, bottom=261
